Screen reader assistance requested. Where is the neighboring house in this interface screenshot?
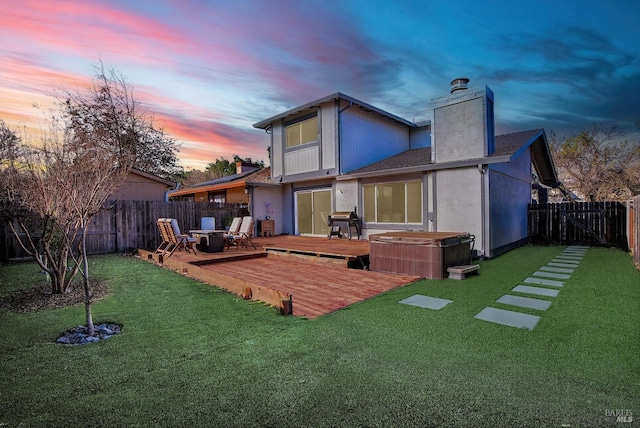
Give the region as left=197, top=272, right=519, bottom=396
left=253, top=78, right=559, bottom=258
left=110, top=168, right=176, bottom=201
left=168, top=163, right=280, bottom=232
left=168, top=162, right=266, bottom=203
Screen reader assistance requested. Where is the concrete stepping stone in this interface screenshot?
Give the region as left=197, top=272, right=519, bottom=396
left=399, top=295, right=452, bottom=310
left=551, top=261, right=579, bottom=268
left=524, top=277, right=565, bottom=287
left=533, top=271, right=571, bottom=280
left=555, top=256, right=582, bottom=262
left=549, top=262, right=579, bottom=268
left=512, top=285, right=559, bottom=297
left=558, top=252, right=583, bottom=258
left=497, top=294, right=552, bottom=311
left=540, top=266, right=574, bottom=274
left=475, top=307, right=540, bottom=331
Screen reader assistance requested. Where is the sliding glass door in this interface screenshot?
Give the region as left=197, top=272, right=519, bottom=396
left=295, top=189, right=331, bottom=236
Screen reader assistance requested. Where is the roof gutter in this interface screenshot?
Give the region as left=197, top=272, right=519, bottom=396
left=168, top=180, right=247, bottom=197
left=336, top=155, right=513, bottom=181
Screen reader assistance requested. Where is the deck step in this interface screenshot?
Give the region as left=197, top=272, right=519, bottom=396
left=447, top=264, right=480, bottom=280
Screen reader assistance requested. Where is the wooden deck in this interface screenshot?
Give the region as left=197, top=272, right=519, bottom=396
left=139, top=235, right=419, bottom=319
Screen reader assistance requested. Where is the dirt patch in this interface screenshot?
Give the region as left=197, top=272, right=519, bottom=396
left=0, top=280, right=109, bottom=313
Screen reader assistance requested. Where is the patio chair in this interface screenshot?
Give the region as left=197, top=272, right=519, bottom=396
left=226, top=216, right=257, bottom=250
left=221, top=217, right=242, bottom=244
left=166, top=218, right=197, bottom=256
left=155, top=218, right=172, bottom=253
left=200, top=217, right=215, bottom=231
left=158, top=218, right=182, bottom=257
left=225, top=217, right=242, bottom=234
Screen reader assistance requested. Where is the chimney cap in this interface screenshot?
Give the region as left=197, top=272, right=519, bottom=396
left=450, top=78, right=470, bottom=93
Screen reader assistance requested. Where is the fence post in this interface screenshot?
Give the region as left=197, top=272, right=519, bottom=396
left=633, top=196, right=640, bottom=269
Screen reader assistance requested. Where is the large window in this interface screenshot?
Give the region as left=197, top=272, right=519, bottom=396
left=286, top=116, right=318, bottom=148
left=363, top=180, right=422, bottom=223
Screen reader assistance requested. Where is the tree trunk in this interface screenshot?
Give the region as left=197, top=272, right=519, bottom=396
left=81, top=220, right=94, bottom=336
left=8, top=219, right=76, bottom=294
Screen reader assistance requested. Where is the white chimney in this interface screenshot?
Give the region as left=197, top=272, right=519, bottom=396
left=430, top=78, right=495, bottom=162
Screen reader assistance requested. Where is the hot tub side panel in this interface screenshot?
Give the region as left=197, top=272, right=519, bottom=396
left=370, top=241, right=444, bottom=279
left=369, top=236, right=471, bottom=279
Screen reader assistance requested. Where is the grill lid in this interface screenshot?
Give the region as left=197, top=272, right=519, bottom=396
left=329, top=211, right=358, bottom=221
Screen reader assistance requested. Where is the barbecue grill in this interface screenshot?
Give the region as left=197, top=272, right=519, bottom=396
left=328, top=211, right=360, bottom=240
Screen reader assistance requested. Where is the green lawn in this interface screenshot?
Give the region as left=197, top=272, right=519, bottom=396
left=1, top=246, right=638, bottom=427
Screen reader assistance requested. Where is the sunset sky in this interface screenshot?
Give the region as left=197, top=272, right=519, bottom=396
left=1, top=0, right=639, bottom=171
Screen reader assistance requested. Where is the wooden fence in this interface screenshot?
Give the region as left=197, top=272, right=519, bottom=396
left=528, top=201, right=628, bottom=251
left=1, top=200, right=248, bottom=261
left=632, top=196, right=639, bottom=269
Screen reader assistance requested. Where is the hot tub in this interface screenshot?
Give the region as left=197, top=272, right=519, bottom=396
left=369, top=231, right=474, bottom=279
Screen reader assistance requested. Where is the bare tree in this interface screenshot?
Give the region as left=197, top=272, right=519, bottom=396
left=54, top=63, right=142, bottom=334
left=550, top=124, right=640, bottom=201
left=1, top=122, right=81, bottom=293
left=3, top=62, right=169, bottom=335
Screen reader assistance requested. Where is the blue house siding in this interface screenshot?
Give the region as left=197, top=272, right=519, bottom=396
left=488, top=149, right=532, bottom=255
left=340, top=107, right=411, bottom=173
left=409, top=125, right=431, bottom=149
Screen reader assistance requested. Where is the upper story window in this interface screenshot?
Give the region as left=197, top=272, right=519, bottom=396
left=285, top=115, right=318, bottom=148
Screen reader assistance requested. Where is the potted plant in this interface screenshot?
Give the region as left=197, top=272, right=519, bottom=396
left=265, top=202, right=274, bottom=220
left=223, top=216, right=233, bottom=231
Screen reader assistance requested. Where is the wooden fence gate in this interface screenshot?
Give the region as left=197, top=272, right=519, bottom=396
left=528, top=202, right=628, bottom=251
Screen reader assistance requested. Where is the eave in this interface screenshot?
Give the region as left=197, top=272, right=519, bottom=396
left=253, top=92, right=417, bottom=129
left=336, top=155, right=512, bottom=181
left=168, top=180, right=247, bottom=197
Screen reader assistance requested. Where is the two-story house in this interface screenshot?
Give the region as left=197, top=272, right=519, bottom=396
left=253, top=79, right=559, bottom=258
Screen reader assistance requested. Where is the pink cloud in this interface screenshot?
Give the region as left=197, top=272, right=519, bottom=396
left=0, top=0, right=387, bottom=170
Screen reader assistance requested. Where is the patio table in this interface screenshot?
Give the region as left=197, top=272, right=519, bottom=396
left=189, top=230, right=226, bottom=253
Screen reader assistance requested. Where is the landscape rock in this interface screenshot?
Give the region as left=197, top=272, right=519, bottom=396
left=56, top=322, right=123, bottom=346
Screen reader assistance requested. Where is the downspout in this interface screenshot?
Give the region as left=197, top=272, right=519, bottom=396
left=337, top=100, right=354, bottom=232
left=430, top=172, right=437, bottom=232
left=337, top=100, right=353, bottom=175
left=479, top=164, right=489, bottom=258
left=247, top=186, right=256, bottom=237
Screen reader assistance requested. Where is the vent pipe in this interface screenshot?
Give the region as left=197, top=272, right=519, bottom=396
left=450, top=78, right=470, bottom=93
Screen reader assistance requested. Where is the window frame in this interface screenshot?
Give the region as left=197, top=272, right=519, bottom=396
left=362, top=179, right=423, bottom=224
left=208, top=191, right=226, bottom=204
left=284, top=113, right=319, bottom=149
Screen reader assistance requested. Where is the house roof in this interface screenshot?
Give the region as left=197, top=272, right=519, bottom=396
left=253, top=92, right=418, bottom=129
left=339, top=129, right=559, bottom=186
left=168, top=167, right=277, bottom=197
left=130, top=168, right=176, bottom=188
